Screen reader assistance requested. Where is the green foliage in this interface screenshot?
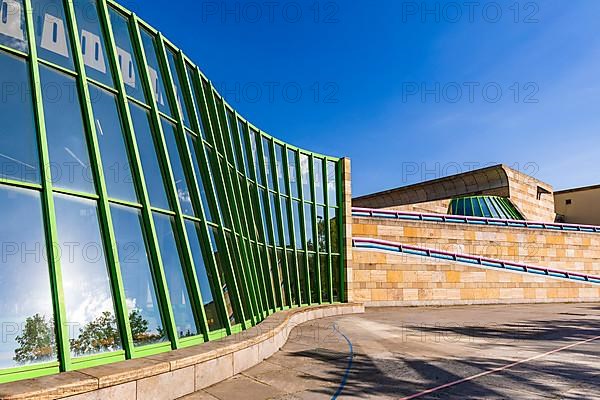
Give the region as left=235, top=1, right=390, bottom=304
left=69, top=311, right=121, bottom=356
left=13, top=314, right=56, bottom=364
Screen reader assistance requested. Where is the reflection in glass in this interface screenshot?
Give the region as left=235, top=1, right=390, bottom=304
left=54, top=194, right=121, bottom=357
left=0, top=51, right=40, bottom=184
left=204, top=146, right=224, bottom=222
left=268, top=248, right=282, bottom=308
left=250, top=129, right=263, bottom=185
left=161, top=118, right=196, bottom=216
left=308, top=253, right=319, bottom=304
left=225, top=232, right=251, bottom=318
left=275, top=144, right=287, bottom=195
left=0, top=186, right=56, bottom=369
left=317, top=206, right=327, bottom=252
left=140, top=28, right=171, bottom=115
left=32, top=0, right=73, bottom=69
left=269, top=193, right=281, bottom=246
left=262, top=137, right=273, bottom=189
left=40, top=65, right=95, bottom=194
left=304, top=203, right=314, bottom=251
left=327, top=161, right=337, bottom=205
left=185, top=65, right=209, bottom=140
left=286, top=251, right=298, bottom=305
left=185, top=221, right=224, bottom=332
left=110, top=205, right=166, bottom=346
left=292, top=200, right=304, bottom=250
left=258, top=189, right=270, bottom=245
left=329, top=208, right=339, bottom=253
left=186, top=133, right=214, bottom=222
left=320, top=254, right=330, bottom=303
left=108, top=7, right=146, bottom=103
left=152, top=212, right=197, bottom=338
left=225, top=111, right=239, bottom=169
left=89, top=84, right=137, bottom=203
left=288, top=150, right=299, bottom=198
left=165, top=48, right=191, bottom=126
left=73, top=0, right=113, bottom=87
left=208, top=227, right=238, bottom=325
left=0, top=0, right=28, bottom=52
left=276, top=249, right=288, bottom=307
left=300, top=154, right=311, bottom=200
left=297, top=252, right=306, bottom=304
left=237, top=119, right=251, bottom=175
left=281, top=198, right=292, bottom=248
left=332, top=255, right=340, bottom=302
left=129, top=103, right=170, bottom=210
left=314, top=158, right=325, bottom=204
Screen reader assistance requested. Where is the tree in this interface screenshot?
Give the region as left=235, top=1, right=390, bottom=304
left=70, top=311, right=121, bottom=356
left=13, top=314, right=55, bottom=364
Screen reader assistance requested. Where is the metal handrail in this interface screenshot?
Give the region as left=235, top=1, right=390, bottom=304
left=352, top=207, right=600, bottom=233
left=352, top=237, right=600, bottom=285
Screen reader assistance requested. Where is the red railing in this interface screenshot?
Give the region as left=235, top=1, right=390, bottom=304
left=352, top=237, right=600, bottom=284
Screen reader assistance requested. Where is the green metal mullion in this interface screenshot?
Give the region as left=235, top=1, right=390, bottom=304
left=98, top=0, right=179, bottom=350
left=323, top=160, right=333, bottom=303
left=63, top=0, right=133, bottom=358
left=196, top=80, right=247, bottom=327
left=156, top=34, right=212, bottom=339
left=269, top=140, right=292, bottom=307
left=308, top=155, right=322, bottom=304
left=22, top=0, right=72, bottom=372
left=176, top=52, right=233, bottom=334
left=296, top=151, right=311, bottom=303
left=282, top=145, right=301, bottom=306
left=131, top=16, right=207, bottom=342
left=255, top=133, right=284, bottom=309
left=211, top=99, right=258, bottom=323
left=337, top=159, right=346, bottom=302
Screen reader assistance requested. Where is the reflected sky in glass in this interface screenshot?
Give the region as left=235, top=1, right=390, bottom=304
left=89, top=84, right=137, bottom=203
left=327, top=161, right=337, bottom=205
left=262, top=137, right=273, bottom=189
left=32, top=0, right=74, bottom=70
left=152, top=212, right=197, bottom=338
left=293, top=200, right=304, bottom=250
left=304, top=203, right=314, bottom=251
left=53, top=194, right=122, bottom=357
left=110, top=204, right=167, bottom=346
left=314, top=158, right=325, bottom=204
left=288, top=150, right=299, bottom=199
left=275, top=144, right=287, bottom=195
left=207, top=227, right=237, bottom=325
left=40, top=65, right=95, bottom=194
left=129, top=103, right=170, bottom=210
left=140, top=28, right=171, bottom=115
left=0, top=185, right=56, bottom=369
left=0, top=51, right=40, bottom=184
left=165, top=48, right=191, bottom=126
left=0, top=0, right=28, bottom=52
left=185, top=220, right=224, bottom=332
left=186, top=133, right=214, bottom=223
left=269, top=192, right=281, bottom=246
left=300, top=154, right=310, bottom=200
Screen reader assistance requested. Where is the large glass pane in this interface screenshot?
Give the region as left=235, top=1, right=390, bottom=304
left=332, top=255, right=341, bottom=302
left=304, top=203, right=315, bottom=251
left=108, top=7, right=146, bottom=103
left=269, top=192, right=281, bottom=246
left=286, top=250, right=297, bottom=305
left=32, top=0, right=74, bottom=69
left=186, top=133, right=214, bottom=222
left=281, top=198, right=291, bottom=248
left=129, top=103, right=170, bottom=209
left=314, top=158, right=325, bottom=204
left=0, top=186, right=56, bottom=369
left=0, top=0, right=27, bottom=52
left=276, top=249, right=288, bottom=307
left=317, top=206, right=327, bottom=252
left=250, top=129, right=263, bottom=185
left=300, top=154, right=311, bottom=200
left=292, top=200, right=304, bottom=250
left=287, top=150, right=299, bottom=199
left=275, top=144, right=287, bottom=195
left=54, top=194, right=121, bottom=357
left=73, top=0, right=113, bottom=86
left=185, top=65, right=208, bottom=140
left=40, top=65, right=95, bottom=194
left=161, top=118, right=196, bottom=217
left=320, top=254, right=330, bottom=303
left=140, top=28, right=171, bottom=115
left=225, top=232, right=251, bottom=318
left=0, top=51, right=40, bottom=184
left=262, top=137, right=273, bottom=189
left=110, top=205, right=166, bottom=346
left=204, top=146, right=224, bottom=222
left=258, top=188, right=270, bottom=245
left=185, top=221, right=224, bottom=332
left=152, top=212, right=197, bottom=338
left=329, top=208, right=339, bottom=253
left=297, top=252, right=306, bottom=304
left=207, top=227, right=238, bottom=325
left=224, top=110, right=239, bottom=169
left=327, top=161, right=338, bottom=205
left=237, top=119, right=250, bottom=175
left=308, top=254, right=319, bottom=304
left=165, top=48, right=191, bottom=126
left=89, top=84, right=137, bottom=203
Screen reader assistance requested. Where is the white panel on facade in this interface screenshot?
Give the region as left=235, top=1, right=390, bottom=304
left=148, top=66, right=165, bottom=106
left=0, top=0, right=24, bottom=41
left=81, top=29, right=106, bottom=73
left=117, top=46, right=135, bottom=88
left=40, top=14, right=69, bottom=57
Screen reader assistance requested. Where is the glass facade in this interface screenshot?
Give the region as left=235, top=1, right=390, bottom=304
left=0, top=0, right=345, bottom=383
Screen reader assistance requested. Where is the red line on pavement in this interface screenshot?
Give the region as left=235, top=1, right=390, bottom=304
left=399, top=335, right=600, bottom=400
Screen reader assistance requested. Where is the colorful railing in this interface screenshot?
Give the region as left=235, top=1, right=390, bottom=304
left=353, top=207, right=600, bottom=233
left=352, top=237, right=600, bottom=285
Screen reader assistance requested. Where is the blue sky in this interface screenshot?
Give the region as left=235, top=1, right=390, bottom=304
left=119, top=0, right=600, bottom=196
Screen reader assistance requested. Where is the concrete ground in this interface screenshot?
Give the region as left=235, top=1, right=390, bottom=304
left=180, top=303, right=600, bottom=399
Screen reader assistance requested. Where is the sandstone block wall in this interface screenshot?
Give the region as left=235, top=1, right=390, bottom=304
left=352, top=249, right=600, bottom=307
left=353, top=217, right=600, bottom=275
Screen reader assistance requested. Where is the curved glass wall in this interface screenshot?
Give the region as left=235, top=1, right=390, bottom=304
left=448, top=196, right=525, bottom=220
left=0, top=0, right=345, bottom=382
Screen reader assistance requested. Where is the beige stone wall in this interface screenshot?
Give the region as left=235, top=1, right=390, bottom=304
left=342, top=158, right=353, bottom=302
left=504, top=167, right=555, bottom=222
left=555, top=186, right=600, bottom=225
left=352, top=249, right=600, bottom=307
left=353, top=217, right=600, bottom=275
left=383, top=199, right=451, bottom=215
